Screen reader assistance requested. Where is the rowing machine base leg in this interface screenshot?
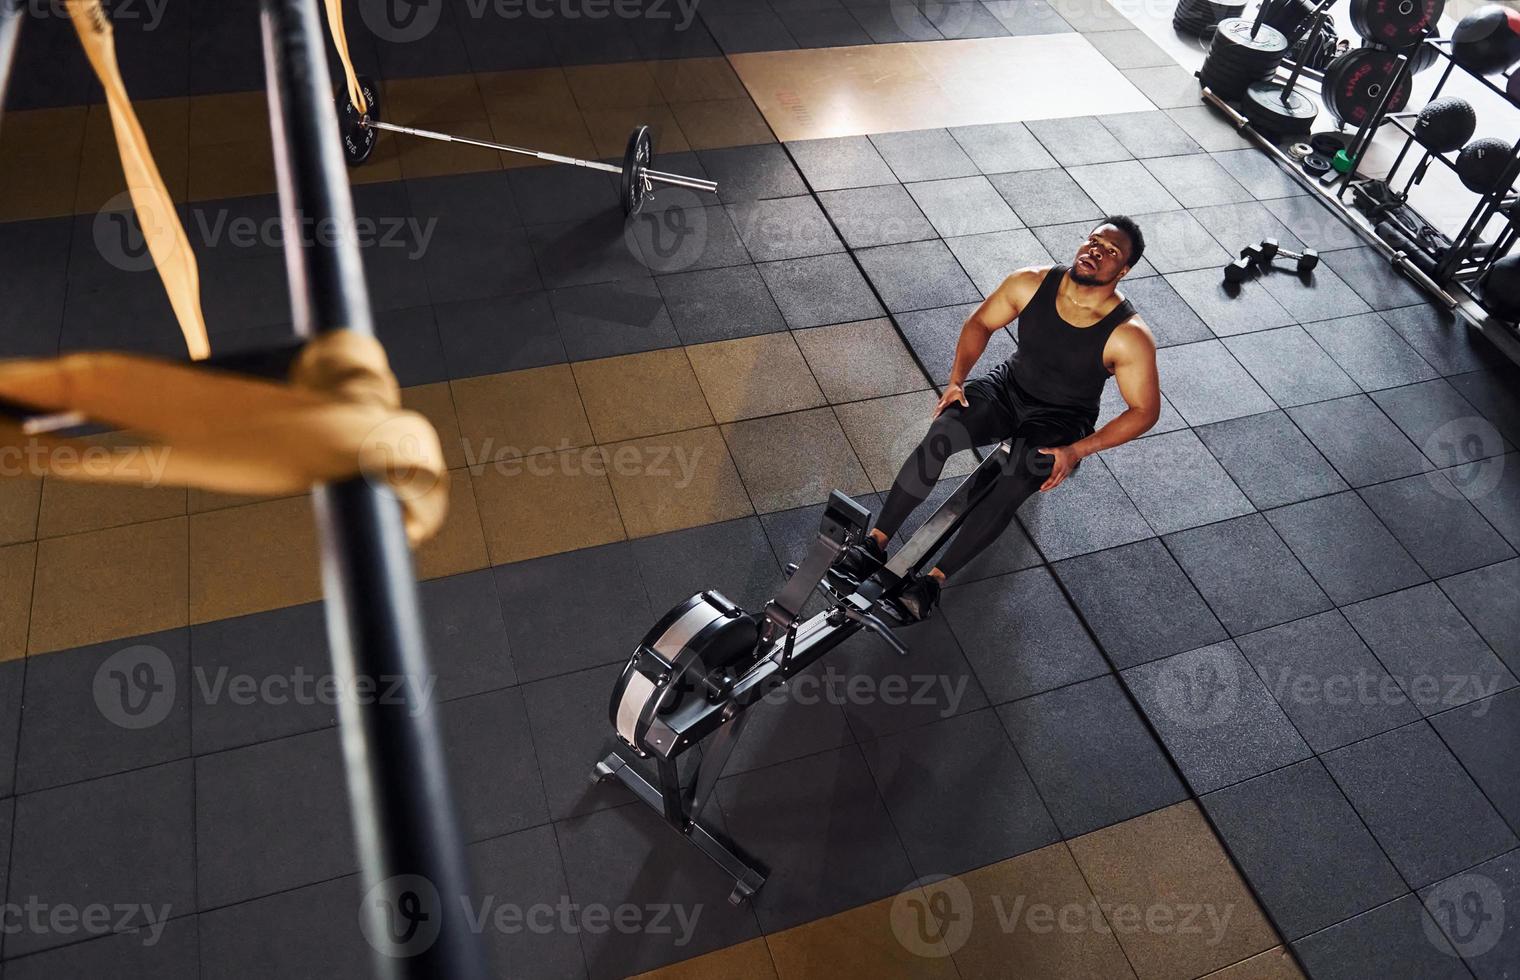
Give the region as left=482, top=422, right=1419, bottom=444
left=592, top=752, right=768, bottom=904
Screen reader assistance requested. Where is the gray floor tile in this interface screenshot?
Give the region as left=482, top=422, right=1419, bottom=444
left=1164, top=267, right=1297, bottom=338
left=1017, top=455, right=1155, bottom=560
left=1301, top=312, right=1442, bottom=391
left=1126, top=209, right=1232, bottom=274
left=1027, top=116, right=1132, bottom=167
left=1430, top=687, right=1520, bottom=833
left=1124, top=641, right=1312, bottom=794
left=941, top=566, right=1109, bottom=703
left=785, top=135, right=899, bottom=191
left=1260, top=193, right=1368, bottom=251
left=924, top=0, right=1013, bottom=38
left=856, top=239, right=983, bottom=312
left=1266, top=491, right=1427, bottom=605
left=1418, top=849, right=1520, bottom=979
left=1116, top=274, right=1213, bottom=347
left=1164, top=106, right=1254, bottom=152
left=981, top=0, right=1074, bottom=34
left=989, top=168, right=1103, bottom=227
left=0, top=660, right=19, bottom=799
left=850, top=2, right=942, bottom=41
left=726, top=196, right=845, bottom=262
left=1098, top=112, right=1203, bottom=161
left=1086, top=27, right=1174, bottom=68
left=948, top=120, right=1059, bottom=174
left=3, top=917, right=200, bottom=980
left=779, top=6, right=875, bottom=45
left=435, top=291, right=565, bottom=378
left=896, top=303, right=1017, bottom=384
left=945, top=228, right=1055, bottom=295
left=441, top=686, right=550, bottom=843
left=631, top=516, right=784, bottom=614
left=1447, top=451, right=1520, bottom=551
left=1210, top=149, right=1306, bottom=201
left=1344, top=583, right=1516, bottom=717
left=906, top=175, right=1023, bottom=238
left=1157, top=340, right=1277, bottom=426
left=1164, top=513, right=1333, bottom=635
left=1293, top=894, right=1470, bottom=980
left=1321, top=246, right=1432, bottom=312
left=1223, top=325, right=1361, bottom=408
left=1360, top=473, right=1516, bottom=579
left=832, top=612, right=990, bottom=739
left=1441, top=559, right=1520, bottom=677
left=1287, top=394, right=1433, bottom=487
left=657, top=264, right=788, bottom=343
left=466, top=825, right=589, bottom=980
left=1129, top=67, right=1210, bottom=111
left=760, top=252, right=885, bottom=328
left=698, top=143, right=810, bottom=203
left=1323, top=722, right=1518, bottom=889
left=869, top=128, right=979, bottom=182
left=724, top=659, right=857, bottom=776
left=526, top=216, right=648, bottom=290
left=1069, top=160, right=1180, bottom=216
left=1054, top=537, right=1228, bottom=670
left=1237, top=610, right=1422, bottom=752
left=1190, top=199, right=1306, bottom=256
left=1381, top=303, right=1501, bottom=377
left=1103, top=428, right=1255, bottom=535
left=1202, top=759, right=1407, bottom=939
left=1255, top=263, right=1375, bottom=324
left=702, top=9, right=799, bottom=52
left=999, top=674, right=1188, bottom=837
left=1195, top=410, right=1348, bottom=510
left=817, top=184, right=938, bottom=249
left=860, top=708, right=1060, bottom=874
left=1448, top=367, right=1520, bottom=447
left=549, top=277, right=680, bottom=361
left=417, top=569, right=519, bottom=703
left=1143, top=154, right=1253, bottom=208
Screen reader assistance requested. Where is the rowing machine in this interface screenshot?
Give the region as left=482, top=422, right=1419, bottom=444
left=592, top=440, right=1018, bottom=904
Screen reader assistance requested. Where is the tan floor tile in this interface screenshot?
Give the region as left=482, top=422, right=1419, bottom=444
left=396, top=117, right=505, bottom=180
left=188, top=140, right=278, bottom=202
left=564, top=62, right=666, bottom=109
left=1067, top=802, right=1279, bottom=980
left=686, top=332, right=827, bottom=423
left=30, top=517, right=188, bottom=654
left=767, top=892, right=959, bottom=979
left=346, top=126, right=406, bottom=186
left=384, top=75, right=490, bottom=126
left=722, top=407, right=872, bottom=513
left=651, top=58, right=748, bottom=105
left=187, top=487, right=294, bottom=514
left=189, top=497, right=321, bottom=623
left=189, top=92, right=269, bottom=149
left=833, top=391, right=973, bottom=493
left=0, top=542, right=36, bottom=662
left=0, top=107, right=86, bottom=221
left=485, top=111, right=599, bottom=165
left=603, top=426, right=752, bottom=538
left=401, top=382, right=468, bottom=471
left=471, top=446, right=625, bottom=564
left=669, top=98, right=774, bottom=151
left=37, top=478, right=187, bottom=539
left=571, top=349, right=713, bottom=444
left=1201, top=947, right=1305, bottom=980
left=952, top=843, right=1138, bottom=979
left=414, top=468, right=489, bottom=581
left=581, top=104, right=689, bottom=159
left=794, top=319, right=928, bottom=404
left=75, top=99, right=190, bottom=211
left=631, top=938, right=777, bottom=980
left=477, top=68, right=578, bottom=116
left=451, top=364, right=594, bottom=459
left=0, top=477, right=42, bottom=546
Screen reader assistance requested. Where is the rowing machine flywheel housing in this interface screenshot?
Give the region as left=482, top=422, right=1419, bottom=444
left=610, top=591, right=760, bottom=759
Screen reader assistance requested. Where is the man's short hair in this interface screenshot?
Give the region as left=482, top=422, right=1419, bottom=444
left=1097, top=215, right=1145, bottom=268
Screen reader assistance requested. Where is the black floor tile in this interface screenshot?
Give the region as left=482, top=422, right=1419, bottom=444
left=912, top=473, right=1044, bottom=585
left=1115, top=272, right=1213, bottom=348
left=434, top=291, right=565, bottom=378
left=1419, top=849, right=1520, bottom=979
left=726, top=196, right=844, bottom=262
left=1266, top=491, right=1429, bottom=605
left=1163, top=267, right=1296, bottom=338
left=493, top=542, right=654, bottom=684
left=1103, top=428, right=1255, bottom=535
left=869, top=129, right=980, bottom=183
left=1431, top=688, right=1520, bottom=834
left=896, top=304, right=1015, bottom=385
left=1449, top=368, right=1520, bottom=448
left=1195, top=410, right=1348, bottom=510
left=1381, top=302, right=1503, bottom=378
left=1324, top=722, right=1518, bottom=889
left=1163, top=513, right=1332, bottom=635
left=982, top=0, right=1075, bottom=34
left=941, top=566, right=1109, bottom=704
left=1344, top=583, right=1516, bottom=717
left=1440, top=559, right=1520, bottom=677
left=780, top=7, right=876, bottom=45
left=1360, top=474, right=1516, bottom=579
left=0, top=218, right=68, bottom=358
left=948, top=121, right=1058, bottom=174
left=8, top=761, right=195, bottom=957
left=697, top=144, right=810, bottom=204
left=1293, top=894, right=1470, bottom=980
left=509, top=163, right=617, bottom=228
left=1016, top=454, right=1155, bottom=561
left=988, top=168, right=1103, bottom=229
left=630, top=516, right=785, bottom=614
left=548, top=278, right=679, bottom=362
left=715, top=744, right=917, bottom=933
left=756, top=253, right=885, bottom=328
left=818, top=184, right=938, bottom=249
left=418, top=569, right=519, bottom=702
left=702, top=9, right=800, bottom=52
left=1301, top=312, right=1442, bottom=392
left=196, top=875, right=371, bottom=980
left=1124, top=641, right=1312, bottom=794
left=415, top=221, right=541, bottom=304
left=1235, top=610, right=1421, bottom=753
left=1222, top=325, right=1360, bottom=408
left=1155, top=339, right=1277, bottom=427
left=785, top=135, right=898, bottom=191
left=16, top=629, right=189, bottom=794
left=855, top=239, right=983, bottom=313
left=3, top=916, right=199, bottom=980
left=467, top=825, right=589, bottom=979
left=1448, top=452, right=1520, bottom=553
left=1202, top=759, right=1407, bottom=940
left=850, top=3, right=942, bottom=41
left=1004, top=675, right=1188, bottom=839
left=657, top=264, right=788, bottom=344
left=441, top=687, right=550, bottom=842
left=1286, top=394, right=1433, bottom=488
left=458, top=10, right=560, bottom=70
left=724, top=660, right=858, bottom=775
left=194, top=728, right=354, bottom=909
left=831, top=613, right=990, bottom=740
left=1055, top=537, right=1227, bottom=670
left=945, top=228, right=1055, bottom=296
left=0, top=660, right=20, bottom=799
left=860, top=707, right=1059, bottom=874
left=527, top=216, right=650, bottom=290
left=1321, top=246, right=1432, bottom=312
left=373, top=305, right=449, bottom=386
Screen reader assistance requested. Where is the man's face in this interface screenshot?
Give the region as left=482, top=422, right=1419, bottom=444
left=1071, top=225, right=1132, bottom=286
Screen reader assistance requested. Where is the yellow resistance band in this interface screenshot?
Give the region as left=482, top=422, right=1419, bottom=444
left=324, top=0, right=367, bottom=115
left=66, top=0, right=211, bottom=362
left=0, top=332, right=449, bottom=545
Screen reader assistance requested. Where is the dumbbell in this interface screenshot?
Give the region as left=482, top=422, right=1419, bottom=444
left=1223, top=243, right=1264, bottom=283
left=1258, top=237, right=1319, bottom=274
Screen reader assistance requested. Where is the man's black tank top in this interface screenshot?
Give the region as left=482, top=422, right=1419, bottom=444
left=1007, top=265, right=1134, bottom=418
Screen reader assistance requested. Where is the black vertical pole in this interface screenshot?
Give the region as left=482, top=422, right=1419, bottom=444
left=258, top=3, right=490, bottom=978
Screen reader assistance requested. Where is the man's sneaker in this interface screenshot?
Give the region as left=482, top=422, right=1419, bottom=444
left=897, top=574, right=942, bottom=622
left=833, top=535, right=887, bottom=584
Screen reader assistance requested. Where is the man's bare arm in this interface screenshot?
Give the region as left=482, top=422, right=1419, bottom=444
left=935, top=268, right=1045, bottom=417
left=1071, top=320, right=1161, bottom=458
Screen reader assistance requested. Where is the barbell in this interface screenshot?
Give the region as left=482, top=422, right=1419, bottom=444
left=337, top=75, right=719, bottom=216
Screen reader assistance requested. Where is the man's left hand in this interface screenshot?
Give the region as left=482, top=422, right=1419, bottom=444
left=1036, top=445, right=1084, bottom=491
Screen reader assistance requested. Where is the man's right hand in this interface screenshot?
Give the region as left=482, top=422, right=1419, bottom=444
left=933, top=383, right=969, bottom=419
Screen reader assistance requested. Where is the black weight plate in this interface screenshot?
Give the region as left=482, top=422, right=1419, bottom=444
left=338, top=74, right=381, bottom=168
left=1350, top=0, right=1442, bottom=47
left=1310, top=131, right=1348, bottom=155
left=621, top=124, right=653, bottom=216
left=1321, top=48, right=1412, bottom=127
left=1302, top=152, right=1332, bottom=175
left=1242, top=81, right=1319, bottom=135
left=1213, top=17, right=1291, bottom=55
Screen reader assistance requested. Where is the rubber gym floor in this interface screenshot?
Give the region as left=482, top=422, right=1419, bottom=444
left=0, top=1, right=1517, bottom=978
